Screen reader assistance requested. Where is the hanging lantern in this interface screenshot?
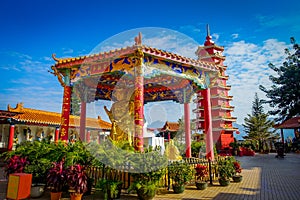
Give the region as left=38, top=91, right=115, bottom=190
left=236, top=130, right=240, bottom=135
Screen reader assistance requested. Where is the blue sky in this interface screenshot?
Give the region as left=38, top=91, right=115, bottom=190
left=0, top=0, right=299, bottom=126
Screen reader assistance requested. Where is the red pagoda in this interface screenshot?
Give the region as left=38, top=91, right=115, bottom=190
left=193, top=25, right=238, bottom=151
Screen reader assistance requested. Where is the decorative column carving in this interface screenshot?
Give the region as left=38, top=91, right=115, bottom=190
left=59, top=68, right=72, bottom=142
left=134, top=49, right=144, bottom=152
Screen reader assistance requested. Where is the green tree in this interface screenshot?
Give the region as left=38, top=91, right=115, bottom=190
left=259, top=37, right=300, bottom=122
left=243, top=93, right=278, bottom=152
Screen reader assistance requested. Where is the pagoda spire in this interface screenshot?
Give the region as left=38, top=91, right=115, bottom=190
left=206, top=24, right=210, bottom=37
left=204, top=24, right=214, bottom=46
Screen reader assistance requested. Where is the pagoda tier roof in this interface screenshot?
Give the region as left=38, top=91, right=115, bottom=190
left=274, top=117, right=300, bottom=129
left=6, top=103, right=111, bottom=130
left=197, top=44, right=225, bottom=51
left=51, top=35, right=219, bottom=104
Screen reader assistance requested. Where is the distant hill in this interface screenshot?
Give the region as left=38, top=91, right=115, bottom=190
left=233, top=122, right=246, bottom=141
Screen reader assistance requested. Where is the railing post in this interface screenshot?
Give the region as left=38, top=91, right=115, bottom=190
left=208, top=158, right=213, bottom=185
left=167, top=164, right=171, bottom=190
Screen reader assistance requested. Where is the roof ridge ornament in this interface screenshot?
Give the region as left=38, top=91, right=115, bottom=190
left=52, top=53, right=61, bottom=62
left=134, top=32, right=142, bottom=46
left=7, top=102, right=24, bottom=112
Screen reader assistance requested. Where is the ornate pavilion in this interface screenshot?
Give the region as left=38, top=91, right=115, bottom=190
left=47, top=27, right=237, bottom=159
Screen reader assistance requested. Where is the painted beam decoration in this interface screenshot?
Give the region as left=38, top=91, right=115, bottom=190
left=65, top=46, right=217, bottom=104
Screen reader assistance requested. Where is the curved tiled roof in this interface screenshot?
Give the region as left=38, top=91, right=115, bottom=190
left=53, top=45, right=219, bottom=72
left=160, top=121, right=180, bottom=132
left=7, top=103, right=111, bottom=130
left=274, top=117, right=300, bottom=129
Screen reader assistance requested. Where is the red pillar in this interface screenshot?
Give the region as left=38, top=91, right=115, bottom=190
left=134, top=51, right=144, bottom=152
left=80, top=101, right=86, bottom=141
left=86, top=130, right=90, bottom=143
left=202, top=88, right=214, bottom=161
left=60, top=86, right=71, bottom=141
left=8, top=124, right=15, bottom=151
left=55, top=127, right=59, bottom=143
left=184, top=103, right=191, bottom=158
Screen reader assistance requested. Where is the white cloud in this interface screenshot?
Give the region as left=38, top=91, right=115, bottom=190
left=231, top=34, right=239, bottom=39
left=91, top=28, right=199, bottom=59
left=224, top=39, right=289, bottom=124
left=0, top=51, right=62, bottom=112
left=62, top=48, right=74, bottom=54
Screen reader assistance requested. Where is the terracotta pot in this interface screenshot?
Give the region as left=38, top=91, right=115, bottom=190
left=70, top=193, right=83, bottom=200
left=50, top=192, right=62, bottom=200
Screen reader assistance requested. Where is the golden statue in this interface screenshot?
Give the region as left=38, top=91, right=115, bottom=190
left=104, top=87, right=135, bottom=144
left=165, top=140, right=182, bottom=161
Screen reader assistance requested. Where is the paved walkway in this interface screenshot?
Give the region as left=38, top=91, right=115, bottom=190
left=1, top=153, right=300, bottom=200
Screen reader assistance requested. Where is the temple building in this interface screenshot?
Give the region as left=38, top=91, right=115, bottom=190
left=0, top=103, right=111, bottom=152
left=193, top=26, right=238, bottom=151
left=157, top=121, right=180, bottom=142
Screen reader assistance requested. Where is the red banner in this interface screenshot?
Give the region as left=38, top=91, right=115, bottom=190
left=60, top=86, right=71, bottom=141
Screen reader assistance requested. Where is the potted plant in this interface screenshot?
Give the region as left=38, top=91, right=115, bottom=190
left=168, top=161, right=194, bottom=193
left=95, top=166, right=123, bottom=200
left=217, top=157, right=235, bottom=186
left=129, top=168, right=166, bottom=200
left=194, top=164, right=208, bottom=190
left=232, top=160, right=243, bottom=182
left=66, top=164, right=88, bottom=200
left=3, top=155, right=29, bottom=177
left=47, top=160, right=67, bottom=200
left=25, top=159, right=52, bottom=198
left=96, top=178, right=122, bottom=200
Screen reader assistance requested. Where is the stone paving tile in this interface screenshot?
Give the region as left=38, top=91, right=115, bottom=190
left=1, top=153, right=300, bottom=200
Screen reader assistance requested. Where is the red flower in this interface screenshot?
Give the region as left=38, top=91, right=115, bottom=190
left=233, top=161, right=242, bottom=174
left=195, top=164, right=208, bottom=181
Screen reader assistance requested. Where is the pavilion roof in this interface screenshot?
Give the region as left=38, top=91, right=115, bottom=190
left=51, top=37, right=220, bottom=104
left=52, top=45, right=218, bottom=72
left=6, top=103, right=111, bottom=130
left=274, top=117, right=300, bottom=129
